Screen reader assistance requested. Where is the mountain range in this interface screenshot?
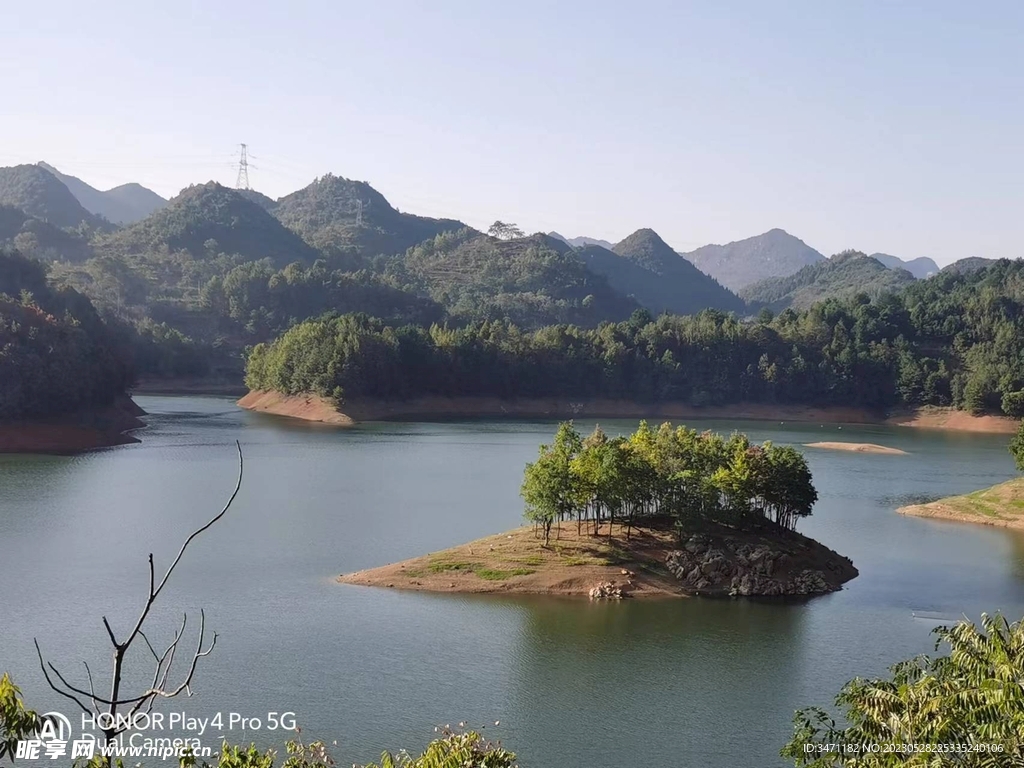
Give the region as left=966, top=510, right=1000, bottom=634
left=0, top=164, right=109, bottom=231
left=0, top=160, right=1007, bottom=328
left=868, top=253, right=939, bottom=279
left=38, top=163, right=166, bottom=225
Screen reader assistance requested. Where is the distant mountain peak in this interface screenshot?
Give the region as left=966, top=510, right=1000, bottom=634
left=682, top=229, right=825, bottom=291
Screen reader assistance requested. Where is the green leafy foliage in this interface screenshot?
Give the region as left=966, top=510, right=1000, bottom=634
left=0, top=673, right=42, bottom=763
left=1010, top=424, right=1024, bottom=472
left=741, top=251, right=917, bottom=311
left=362, top=729, right=516, bottom=768
left=781, top=613, right=1024, bottom=766
left=523, top=422, right=816, bottom=541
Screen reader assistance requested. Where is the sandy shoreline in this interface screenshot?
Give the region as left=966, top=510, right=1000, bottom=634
left=0, top=396, right=146, bottom=455
left=806, top=442, right=908, bottom=455
left=238, top=390, right=1018, bottom=434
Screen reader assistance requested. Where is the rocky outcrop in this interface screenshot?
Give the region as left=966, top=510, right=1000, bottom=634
left=665, top=531, right=857, bottom=597
left=588, top=582, right=624, bottom=600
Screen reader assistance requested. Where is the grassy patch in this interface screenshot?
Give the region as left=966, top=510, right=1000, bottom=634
left=427, top=560, right=478, bottom=573
left=509, top=554, right=545, bottom=566
left=475, top=568, right=535, bottom=581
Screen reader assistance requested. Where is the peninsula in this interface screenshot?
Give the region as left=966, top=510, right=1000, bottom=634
left=898, top=478, right=1024, bottom=530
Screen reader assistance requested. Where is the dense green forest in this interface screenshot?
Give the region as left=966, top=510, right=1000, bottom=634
left=0, top=249, right=131, bottom=420
left=740, top=251, right=917, bottom=311
left=246, top=258, right=1024, bottom=416
left=522, top=422, right=816, bottom=543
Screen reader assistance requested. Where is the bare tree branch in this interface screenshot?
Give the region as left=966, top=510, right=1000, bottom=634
left=32, top=440, right=244, bottom=754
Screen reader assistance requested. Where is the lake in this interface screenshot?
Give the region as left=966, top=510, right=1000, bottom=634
left=2, top=396, right=1023, bottom=767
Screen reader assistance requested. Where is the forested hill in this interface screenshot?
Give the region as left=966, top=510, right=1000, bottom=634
left=38, top=162, right=167, bottom=225
left=0, top=249, right=131, bottom=420
left=575, top=229, right=745, bottom=316
left=272, top=174, right=470, bottom=258
left=740, top=251, right=916, bottom=311
left=0, top=205, right=93, bottom=263
left=95, top=182, right=319, bottom=265
left=245, top=258, right=1024, bottom=418
left=682, top=229, right=825, bottom=291
left=388, top=230, right=639, bottom=327
left=0, top=165, right=110, bottom=231
left=942, top=257, right=996, bottom=275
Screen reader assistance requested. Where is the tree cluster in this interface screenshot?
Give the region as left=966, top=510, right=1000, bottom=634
left=521, top=422, right=817, bottom=544
left=245, top=257, right=1024, bottom=417
left=0, top=249, right=132, bottom=420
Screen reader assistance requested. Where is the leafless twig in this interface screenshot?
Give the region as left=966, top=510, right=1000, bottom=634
left=34, top=440, right=243, bottom=755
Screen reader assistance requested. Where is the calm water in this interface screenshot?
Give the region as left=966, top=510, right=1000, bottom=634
left=2, top=396, right=1023, bottom=767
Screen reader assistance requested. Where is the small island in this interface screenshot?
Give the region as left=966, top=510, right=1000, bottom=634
left=341, top=422, right=858, bottom=598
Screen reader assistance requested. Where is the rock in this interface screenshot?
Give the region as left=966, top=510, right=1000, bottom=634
left=665, top=531, right=853, bottom=597
left=589, top=582, right=624, bottom=600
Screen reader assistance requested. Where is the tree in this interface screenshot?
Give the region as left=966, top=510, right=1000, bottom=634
left=1010, top=422, right=1024, bottom=472
left=781, top=613, right=1024, bottom=766
left=32, top=442, right=244, bottom=760
left=0, top=674, right=43, bottom=764
left=486, top=221, right=524, bottom=240
left=1002, top=390, right=1024, bottom=419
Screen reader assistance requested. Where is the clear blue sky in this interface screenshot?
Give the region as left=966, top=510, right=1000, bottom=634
left=2, top=0, right=1021, bottom=265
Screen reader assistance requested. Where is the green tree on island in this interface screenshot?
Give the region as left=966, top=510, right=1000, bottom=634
left=521, top=421, right=818, bottom=544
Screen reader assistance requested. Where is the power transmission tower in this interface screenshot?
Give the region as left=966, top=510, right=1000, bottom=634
left=355, top=199, right=363, bottom=227
left=235, top=143, right=252, bottom=190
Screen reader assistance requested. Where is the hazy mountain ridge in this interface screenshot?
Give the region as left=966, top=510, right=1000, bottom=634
left=682, top=229, right=825, bottom=292
left=0, top=164, right=110, bottom=231
left=548, top=232, right=616, bottom=251
left=740, top=251, right=916, bottom=311
left=38, top=163, right=167, bottom=225
left=869, top=253, right=939, bottom=279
